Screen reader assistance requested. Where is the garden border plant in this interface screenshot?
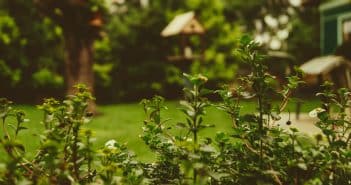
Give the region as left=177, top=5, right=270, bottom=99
left=0, top=37, right=350, bottom=185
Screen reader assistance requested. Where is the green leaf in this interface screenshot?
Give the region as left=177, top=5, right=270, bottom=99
left=297, top=163, right=307, bottom=170
left=290, top=128, right=299, bottom=133
left=240, top=35, right=252, bottom=46
left=176, top=122, right=187, bottom=128
left=200, top=88, right=213, bottom=96
left=7, top=124, right=16, bottom=131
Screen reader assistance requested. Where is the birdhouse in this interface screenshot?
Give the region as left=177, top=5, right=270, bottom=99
left=300, top=55, right=351, bottom=88
left=161, top=11, right=205, bottom=62
left=90, top=12, right=103, bottom=27
left=320, top=0, right=351, bottom=55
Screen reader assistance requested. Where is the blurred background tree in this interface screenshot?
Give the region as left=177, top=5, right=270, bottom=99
left=0, top=0, right=63, bottom=102
left=34, top=0, right=109, bottom=111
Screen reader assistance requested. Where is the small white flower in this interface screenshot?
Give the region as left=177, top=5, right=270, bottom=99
left=309, top=108, right=326, bottom=118
left=105, top=139, right=117, bottom=150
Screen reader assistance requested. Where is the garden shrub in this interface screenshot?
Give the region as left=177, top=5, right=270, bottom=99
left=0, top=37, right=350, bottom=185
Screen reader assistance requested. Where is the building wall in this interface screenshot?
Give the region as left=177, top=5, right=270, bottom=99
left=321, top=3, right=351, bottom=55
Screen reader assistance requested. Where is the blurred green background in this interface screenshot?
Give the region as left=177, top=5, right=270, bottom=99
left=0, top=0, right=323, bottom=103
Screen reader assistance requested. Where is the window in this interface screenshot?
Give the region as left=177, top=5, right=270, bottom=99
left=337, top=12, right=351, bottom=45
left=342, top=18, right=351, bottom=42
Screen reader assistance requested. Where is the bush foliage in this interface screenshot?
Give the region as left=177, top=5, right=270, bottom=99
left=0, top=38, right=350, bottom=185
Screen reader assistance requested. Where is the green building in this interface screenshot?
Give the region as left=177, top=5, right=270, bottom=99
left=320, top=0, right=351, bottom=55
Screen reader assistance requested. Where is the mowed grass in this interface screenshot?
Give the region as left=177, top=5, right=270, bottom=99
left=2, top=99, right=320, bottom=162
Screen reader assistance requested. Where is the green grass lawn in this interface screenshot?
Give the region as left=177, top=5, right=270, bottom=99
left=3, top=99, right=320, bottom=162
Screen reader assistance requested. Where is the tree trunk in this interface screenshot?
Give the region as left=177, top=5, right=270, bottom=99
left=64, top=34, right=96, bottom=113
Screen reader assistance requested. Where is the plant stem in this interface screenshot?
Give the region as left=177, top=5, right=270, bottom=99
left=193, top=118, right=198, bottom=183
left=72, top=126, right=80, bottom=180
left=279, top=90, right=291, bottom=113
left=258, top=94, right=263, bottom=167
left=64, top=123, right=73, bottom=161
left=290, top=134, right=298, bottom=184
left=193, top=84, right=199, bottom=184
left=87, top=135, right=91, bottom=173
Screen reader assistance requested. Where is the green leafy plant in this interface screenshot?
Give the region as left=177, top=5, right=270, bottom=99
left=0, top=37, right=350, bottom=185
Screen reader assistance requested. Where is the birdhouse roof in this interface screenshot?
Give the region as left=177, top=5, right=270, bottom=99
left=300, top=55, right=347, bottom=75
left=319, top=0, right=350, bottom=11
left=161, top=11, right=205, bottom=37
